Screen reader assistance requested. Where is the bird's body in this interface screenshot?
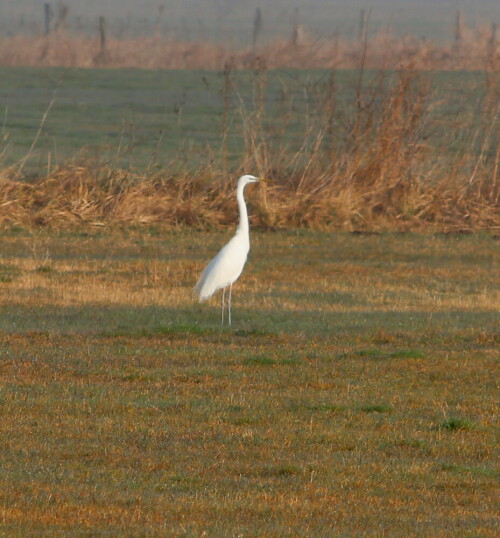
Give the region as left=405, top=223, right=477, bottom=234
left=194, top=231, right=249, bottom=301
left=194, top=174, right=266, bottom=325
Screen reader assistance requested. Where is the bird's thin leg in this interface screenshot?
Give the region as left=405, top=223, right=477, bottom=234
left=228, top=284, right=232, bottom=326
left=221, top=288, right=225, bottom=325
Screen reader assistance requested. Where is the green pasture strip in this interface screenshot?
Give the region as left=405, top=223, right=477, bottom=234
left=0, top=67, right=488, bottom=173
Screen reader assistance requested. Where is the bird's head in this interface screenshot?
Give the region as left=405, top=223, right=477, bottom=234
left=238, top=174, right=271, bottom=187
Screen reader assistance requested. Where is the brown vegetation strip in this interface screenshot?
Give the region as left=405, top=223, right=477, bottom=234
left=0, top=157, right=497, bottom=232
left=0, top=28, right=498, bottom=70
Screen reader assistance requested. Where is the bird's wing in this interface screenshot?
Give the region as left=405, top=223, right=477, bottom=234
left=194, top=236, right=248, bottom=301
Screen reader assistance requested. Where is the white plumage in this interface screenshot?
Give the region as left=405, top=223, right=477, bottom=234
left=194, top=174, right=267, bottom=325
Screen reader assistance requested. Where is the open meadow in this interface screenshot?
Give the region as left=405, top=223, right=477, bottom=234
left=0, top=67, right=494, bottom=171
left=0, top=228, right=498, bottom=535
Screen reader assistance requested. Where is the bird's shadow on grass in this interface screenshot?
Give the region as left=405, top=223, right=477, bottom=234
left=0, top=304, right=497, bottom=338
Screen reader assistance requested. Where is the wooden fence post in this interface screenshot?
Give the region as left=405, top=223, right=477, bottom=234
left=55, top=4, right=68, bottom=32
left=252, top=7, right=262, bottom=49
left=358, top=9, right=367, bottom=42
left=99, top=16, right=106, bottom=56
left=291, top=8, right=300, bottom=46
left=488, top=23, right=497, bottom=62
left=44, top=3, right=52, bottom=35
left=453, top=10, right=463, bottom=54
left=155, top=4, right=165, bottom=37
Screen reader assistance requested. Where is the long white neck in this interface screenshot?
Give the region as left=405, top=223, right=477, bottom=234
left=236, top=181, right=249, bottom=239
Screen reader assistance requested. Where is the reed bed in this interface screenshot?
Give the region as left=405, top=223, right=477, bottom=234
left=0, top=151, right=497, bottom=232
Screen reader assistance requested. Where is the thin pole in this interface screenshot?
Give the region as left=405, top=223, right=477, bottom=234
left=454, top=10, right=463, bottom=44
left=44, top=3, right=51, bottom=35
left=453, top=9, right=463, bottom=56
left=291, top=7, right=300, bottom=46
left=358, top=9, right=366, bottom=42
left=252, top=7, right=262, bottom=49
left=99, top=16, right=106, bottom=55
left=489, top=23, right=497, bottom=63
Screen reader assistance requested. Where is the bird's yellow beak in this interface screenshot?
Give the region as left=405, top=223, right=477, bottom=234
left=258, top=178, right=272, bottom=183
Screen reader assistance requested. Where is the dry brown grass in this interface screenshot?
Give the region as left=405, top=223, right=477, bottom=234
left=0, top=159, right=498, bottom=232
left=0, top=25, right=498, bottom=70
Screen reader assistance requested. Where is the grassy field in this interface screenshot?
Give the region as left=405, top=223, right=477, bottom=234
left=0, top=229, right=498, bottom=535
left=0, top=67, right=490, bottom=172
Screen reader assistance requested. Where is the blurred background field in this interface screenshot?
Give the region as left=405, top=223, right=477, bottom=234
left=0, top=0, right=498, bottom=71
left=0, top=67, right=490, bottom=172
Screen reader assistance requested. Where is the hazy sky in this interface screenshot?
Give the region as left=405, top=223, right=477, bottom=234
left=0, top=0, right=498, bottom=42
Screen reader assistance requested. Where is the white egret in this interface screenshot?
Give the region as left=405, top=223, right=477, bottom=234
left=194, top=174, right=269, bottom=325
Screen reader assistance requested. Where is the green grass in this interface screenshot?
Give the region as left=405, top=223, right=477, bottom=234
left=439, top=417, right=475, bottom=431
left=358, top=404, right=393, bottom=413
left=243, top=355, right=277, bottom=366
left=0, top=67, right=489, bottom=173
left=0, top=229, right=498, bottom=535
